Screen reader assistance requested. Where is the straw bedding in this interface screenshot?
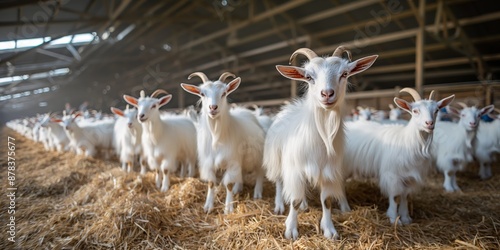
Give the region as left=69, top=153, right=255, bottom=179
left=1, top=127, right=499, bottom=249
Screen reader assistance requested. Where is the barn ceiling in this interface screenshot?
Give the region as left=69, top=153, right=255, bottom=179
left=0, top=0, right=499, bottom=121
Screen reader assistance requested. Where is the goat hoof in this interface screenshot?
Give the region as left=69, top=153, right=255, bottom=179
left=400, top=216, right=412, bottom=225
left=285, top=228, right=298, bottom=240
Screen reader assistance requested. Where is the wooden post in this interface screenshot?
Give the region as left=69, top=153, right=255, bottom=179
left=291, top=80, right=297, bottom=98
left=178, top=86, right=185, bottom=108
left=415, top=0, right=426, bottom=96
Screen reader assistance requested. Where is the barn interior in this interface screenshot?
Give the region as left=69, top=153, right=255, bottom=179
left=1, top=1, right=500, bottom=249
left=1, top=0, right=499, bottom=122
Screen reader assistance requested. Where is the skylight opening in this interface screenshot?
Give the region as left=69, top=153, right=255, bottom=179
left=0, top=33, right=98, bottom=53
left=16, top=38, right=44, bottom=48
left=0, top=41, right=15, bottom=50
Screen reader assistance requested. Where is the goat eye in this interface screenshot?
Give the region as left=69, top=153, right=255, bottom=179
left=200, top=93, right=205, bottom=97
left=412, top=109, right=419, bottom=114
left=152, top=104, right=157, bottom=109
left=342, top=71, right=348, bottom=78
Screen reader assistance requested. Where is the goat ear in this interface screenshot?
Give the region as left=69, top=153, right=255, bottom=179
left=480, top=104, right=494, bottom=117
left=225, top=77, right=241, bottom=95
left=180, top=83, right=202, bottom=96
left=158, top=94, right=172, bottom=107
left=348, top=55, right=378, bottom=77
left=437, top=95, right=455, bottom=109
left=110, top=107, right=124, bottom=117
left=50, top=118, right=62, bottom=123
left=124, top=95, right=138, bottom=107
left=393, top=97, right=411, bottom=113
left=275, top=65, right=307, bottom=81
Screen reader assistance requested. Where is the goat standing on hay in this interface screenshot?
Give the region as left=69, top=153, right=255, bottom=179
left=474, top=108, right=500, bottom=180
left=124, top=90, right=197, bottom=192
left=55, top=111, right=115, bottom=158
left=432, top=102, right=494, bottom=191
left=344, top=89, right=454, bottom=224
left=111, top=105, right=147, bottom=174
left=181, top=72, right=266, bottom=214
left=264, top=46, right=378, bottom=240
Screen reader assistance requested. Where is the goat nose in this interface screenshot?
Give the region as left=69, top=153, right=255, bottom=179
left=470, top=122, right=476, bottom=126
left=209, top=105, right=218, bottom=111
left=425, top=121, right=434, bottom=126
left=321, top=89, right=334, bottom=98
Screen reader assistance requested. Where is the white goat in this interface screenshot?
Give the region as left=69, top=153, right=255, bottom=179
left=344, top=88, right=454, bottom=225
left=251, top=104, right=273, bottom=133
left=38, top=113, right=70, bottom=152
left=56, top=111, right=114, bottom=158
left=474, top=109, right=500, bottom=179
left=111, top=105, right=146, bottom=174
left=356, top=106, right=374, bottom=121
left=124, top=89, right=197, bottom=192
left=432, top=103, right=494, bottom=191
left=181, top=72, right=265, bottom=214
left=389, top=104, right=402, bottom=121
left=264, top=47, right=378, bottom=239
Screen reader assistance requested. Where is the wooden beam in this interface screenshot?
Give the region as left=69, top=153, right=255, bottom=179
left=179, top=0, right=311, bottom=50
left=415, top=0, right=425, bottom=96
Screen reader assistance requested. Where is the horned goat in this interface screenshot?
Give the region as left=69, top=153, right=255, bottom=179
left=181, top=72, right=265, bottom=214
left=264, top=46, right=378, bottom=239
left=344, top=88, right=454, bottom=225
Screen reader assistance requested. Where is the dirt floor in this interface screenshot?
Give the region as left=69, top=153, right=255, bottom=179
left=0, top=126, right=499, bottom=249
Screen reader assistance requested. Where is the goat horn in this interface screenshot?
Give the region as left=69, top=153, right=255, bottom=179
left=151, top=89, right=169, bottom=98
left=63, top=110, right=67, bottom=116
left=332, top=45, right=352, bottom=61
left=140, top=90, right=145, bottom=98
left=289, top=48, right=318, bottom=64
left=356, top=106, right=364, bottom=111
left=428, top=90, right=435, bottom=100
left=218, top=72, right=236, bottom=82
left=456, top=102, right=468, bottom=109
left=494, top=108, right=500, bottom=114
left=126, top=104, right=129, bottom=110
left=400, top=88, right=422, bottom=101
left=188, top=72, right=209, bottom=83
left=389, top=104, right=394, bottom=109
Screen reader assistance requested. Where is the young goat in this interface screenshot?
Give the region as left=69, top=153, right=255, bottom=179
left=124, top=90, right=197, bottom=192
left=264, top=47, right=378, bottom=239
left=111, top=105, right=146, bottom=174
left=181, top=72, right=265, bottom=214
left=432, top=102, right=494, bottom=191
left=344, top=89, right=454, bottom=225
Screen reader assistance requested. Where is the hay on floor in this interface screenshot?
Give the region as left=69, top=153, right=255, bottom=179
left=1, top=127, right=499, bottom=249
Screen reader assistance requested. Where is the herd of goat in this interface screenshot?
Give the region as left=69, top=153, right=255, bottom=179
left=7, top=46, right=500, bottom=240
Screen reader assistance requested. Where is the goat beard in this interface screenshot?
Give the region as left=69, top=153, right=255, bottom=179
left=314, top=107, right=341, bottom=158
